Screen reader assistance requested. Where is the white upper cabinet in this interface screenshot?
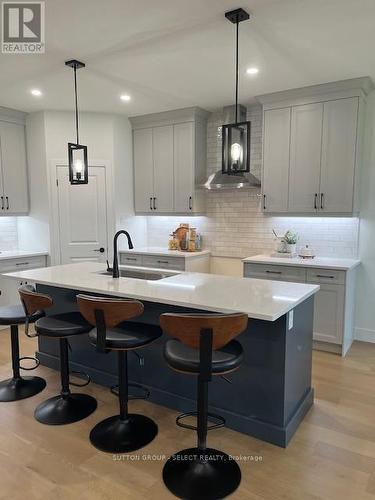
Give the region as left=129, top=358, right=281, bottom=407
left=319, top=98, right=359, bottom=213
left=288, top=103, right=323, bottom=213
left=133, top=128, right=153, bottom=212
left=0, top=120, right=29, bottom=215
left=153, top=125, right=174, bottom=212
left=130, top=107, right=208, bottom=215
left=174, top=121, right=194, bottom=213
left=262, top=108, right=291, bottom=212
left=258, top=78, right=372, bottom=215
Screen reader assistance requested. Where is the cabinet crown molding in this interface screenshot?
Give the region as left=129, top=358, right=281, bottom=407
left=129, top=106, right=210, bottom=130
left=256, top=77, right=374, bottom=110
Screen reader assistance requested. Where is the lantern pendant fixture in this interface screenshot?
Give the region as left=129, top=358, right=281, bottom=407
left=222, top=8, right=251, bottom=176
left=65, top=59, right=88, bottom=185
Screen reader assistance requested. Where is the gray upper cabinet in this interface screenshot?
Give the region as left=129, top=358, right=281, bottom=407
left=0, top=118, right=29, bottom=215
left=130, top=107, right=209, bottom=215
left=259, top=78, right=372, bottom=215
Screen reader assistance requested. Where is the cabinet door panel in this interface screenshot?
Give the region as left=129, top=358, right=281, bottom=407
left=289, top=104, right=323, bottom=212
left=174, top=122, right=194, bottom=213
left=312, top=283, right=344, bottom=344
left=153, top=125, right=174, bottom=212
left=133, top=128, right=153, bottom=212
left=263, top=108, right=291, bottom=212
left=320, top=98, right=358, bottom=213
left=0, top=121, right=28, bottom=214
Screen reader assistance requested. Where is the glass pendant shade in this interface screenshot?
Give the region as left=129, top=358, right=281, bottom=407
left=222, top=121, right=251, bottom=174
left=68, top=143, right=88, bottom=184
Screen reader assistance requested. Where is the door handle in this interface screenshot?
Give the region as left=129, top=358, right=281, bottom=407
left=320, top=193, right=324, bottom=210
left=93, top=247, right=105, bottom=253
left=0, top=196, right=3, bottom=210
left=6, top=196, right=9, bottom=210
left=150, top=197, right=153, bottom=210
left=153, top=197, right=157, bottom=210
left=314, top=193, right=318, bottom=210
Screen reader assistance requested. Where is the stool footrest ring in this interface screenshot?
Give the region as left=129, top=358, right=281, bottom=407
left=111, top=382, right=150, bottom=400
left=19, top=356, right=40, bottom=371
left=176, top=411, right=225, bottom=431
left=69, top=371, right=91, bottom=387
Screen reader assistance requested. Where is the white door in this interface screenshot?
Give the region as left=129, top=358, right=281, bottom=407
left=312, top=283, right=345, bottom=344
left=134, top=128, right=154, bottom=213
left=319, top=98, right=359, bottom=213
left=262, top=108, right=291, bottom=212
left=174, top=122, right=194, bottom=212
left=56, top=166, right=108, bottom=263
left=288, top=103, right=323, bottom=212
left=0, top=121, right=28, bottom=214
left=153, top=125, right=174, bottom=212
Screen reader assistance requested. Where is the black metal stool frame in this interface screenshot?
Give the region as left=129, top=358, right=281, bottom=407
left=162, top=327, right=242, bottom=500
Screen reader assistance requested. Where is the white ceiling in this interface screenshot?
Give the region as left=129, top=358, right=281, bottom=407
left=1, top=0, right=375, bottom=116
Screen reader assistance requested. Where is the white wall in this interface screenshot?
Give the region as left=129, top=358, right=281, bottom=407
left=19, top=110, right=145, bottom=257
left=355, top=90, right=375, bottom=341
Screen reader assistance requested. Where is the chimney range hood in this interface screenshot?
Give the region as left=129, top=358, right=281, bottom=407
left=203, top=105, right=261, bottom=190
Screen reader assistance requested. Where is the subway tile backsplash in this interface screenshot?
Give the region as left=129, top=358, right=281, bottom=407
left=0, top=218, right=18, bottom=251
left=146, top=103, right=359, bottom=259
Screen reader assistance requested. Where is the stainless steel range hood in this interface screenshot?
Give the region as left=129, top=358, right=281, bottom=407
left=203, top=104, right=261, bottom=190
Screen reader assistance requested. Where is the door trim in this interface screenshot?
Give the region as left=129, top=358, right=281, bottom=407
left=49, top=159, right=115, bottom=265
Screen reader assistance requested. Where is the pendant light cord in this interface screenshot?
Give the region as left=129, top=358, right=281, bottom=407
left=235, top=16, right=239, bottom=124
left=74, top=65, right=79, bottom=145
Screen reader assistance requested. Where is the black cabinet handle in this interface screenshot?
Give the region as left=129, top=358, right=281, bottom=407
left=6, top=196, right=9, bottom=210
left=93, top=247, right=105, bottom=253
left=125, top=257, right=137, bottom=261
left=0, top=196, right=3, bottom=210
left=266, top=270, right=282, bottom=275
left=189, top=196, right=192, bottom=210
left=314, top=193, right=318, bottom=210
left=320, top=193, right=324, bottom=210
left=157, top=260, right=169, bottom=264
left=153, top=197, right=157, bottom=210
left=150, top=197, right=153, bottom=210
left=15, top=262, right=30, bottom=266
left=316, top=274, right=335, bottom=279
left=263, top=194, right=266, bottom=210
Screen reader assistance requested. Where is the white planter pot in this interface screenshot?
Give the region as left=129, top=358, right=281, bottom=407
left=285, top=243, right=296, bottom=254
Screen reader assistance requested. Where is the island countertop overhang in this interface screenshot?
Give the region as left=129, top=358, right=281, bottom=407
left=2, top=262, right=319, bottom=322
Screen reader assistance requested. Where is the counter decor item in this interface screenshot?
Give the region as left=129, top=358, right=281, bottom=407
left=298, top=245, right=315, bottom=259
left=283, top=230, right=298, bottom=256
left=272, top=229, right=298, bottom=256
left=170, top=224, right=202, bottom=252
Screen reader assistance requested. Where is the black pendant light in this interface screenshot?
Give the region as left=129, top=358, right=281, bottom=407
left=65, top=59, right=88, bottom=185
left=222, top=8, right=251, bottom=176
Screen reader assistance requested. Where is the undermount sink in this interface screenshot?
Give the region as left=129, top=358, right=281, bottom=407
left=97, top=269, right=178, bottom=281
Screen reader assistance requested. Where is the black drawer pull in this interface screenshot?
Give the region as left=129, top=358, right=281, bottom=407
left=316, top=274, right=335, bottom=279
left=15, top=262, right=30, bottom=266
left=157, top=260, right=169, bottom=264
left=266, top=270, right=282, bottom=275
left=125, top=257, right=137, bottom=261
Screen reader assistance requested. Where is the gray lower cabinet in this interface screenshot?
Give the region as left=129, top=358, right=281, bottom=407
left=120, top=251, right=210, bottom=273
left=244, top=262, right=356, bottom=356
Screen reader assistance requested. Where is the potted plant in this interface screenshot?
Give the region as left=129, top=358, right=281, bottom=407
left=283, top=230, right=298, bottom=255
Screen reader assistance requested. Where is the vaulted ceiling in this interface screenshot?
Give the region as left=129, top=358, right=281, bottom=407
left=1, top=0, right=374, bottom=115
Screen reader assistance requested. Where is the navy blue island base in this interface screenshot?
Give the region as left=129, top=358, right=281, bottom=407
left=36, top=284, right=314, bottom=448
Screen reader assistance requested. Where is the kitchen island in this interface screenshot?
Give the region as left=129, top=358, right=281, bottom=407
left=3, top=262, right=319, bottom=447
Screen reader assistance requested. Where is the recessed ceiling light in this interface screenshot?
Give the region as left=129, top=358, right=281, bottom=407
left=120, top=94, right=131, bottom=101
left=30, top=89, right=42, bottom=96
left=246, top=67, right=259, bottom=75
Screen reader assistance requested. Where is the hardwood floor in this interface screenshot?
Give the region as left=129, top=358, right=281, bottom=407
left=1, top=331, right=375, bottom=500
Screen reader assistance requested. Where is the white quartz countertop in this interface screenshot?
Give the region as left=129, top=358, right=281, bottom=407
left=2, top=262, right=319, bottom=322
left=120, top=247, right=210, bottom=258
left=243, top=254, right=360, bottom=271
left=0, top=250, right=48, bottom=261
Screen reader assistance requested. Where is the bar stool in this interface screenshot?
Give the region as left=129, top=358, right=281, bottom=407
left=160, top=312, right=248, bottom=500
left=77, top=294, right=162, bottom=453
left=19, top=286, right=97, bottom=425
left=0, top=301, right=46, bottom=402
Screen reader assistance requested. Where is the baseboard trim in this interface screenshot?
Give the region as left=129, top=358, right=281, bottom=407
left=355, top=328, right=375, bottom=343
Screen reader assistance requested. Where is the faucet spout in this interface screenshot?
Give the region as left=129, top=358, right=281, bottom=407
left=112, top=230, right=134, bottom=278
